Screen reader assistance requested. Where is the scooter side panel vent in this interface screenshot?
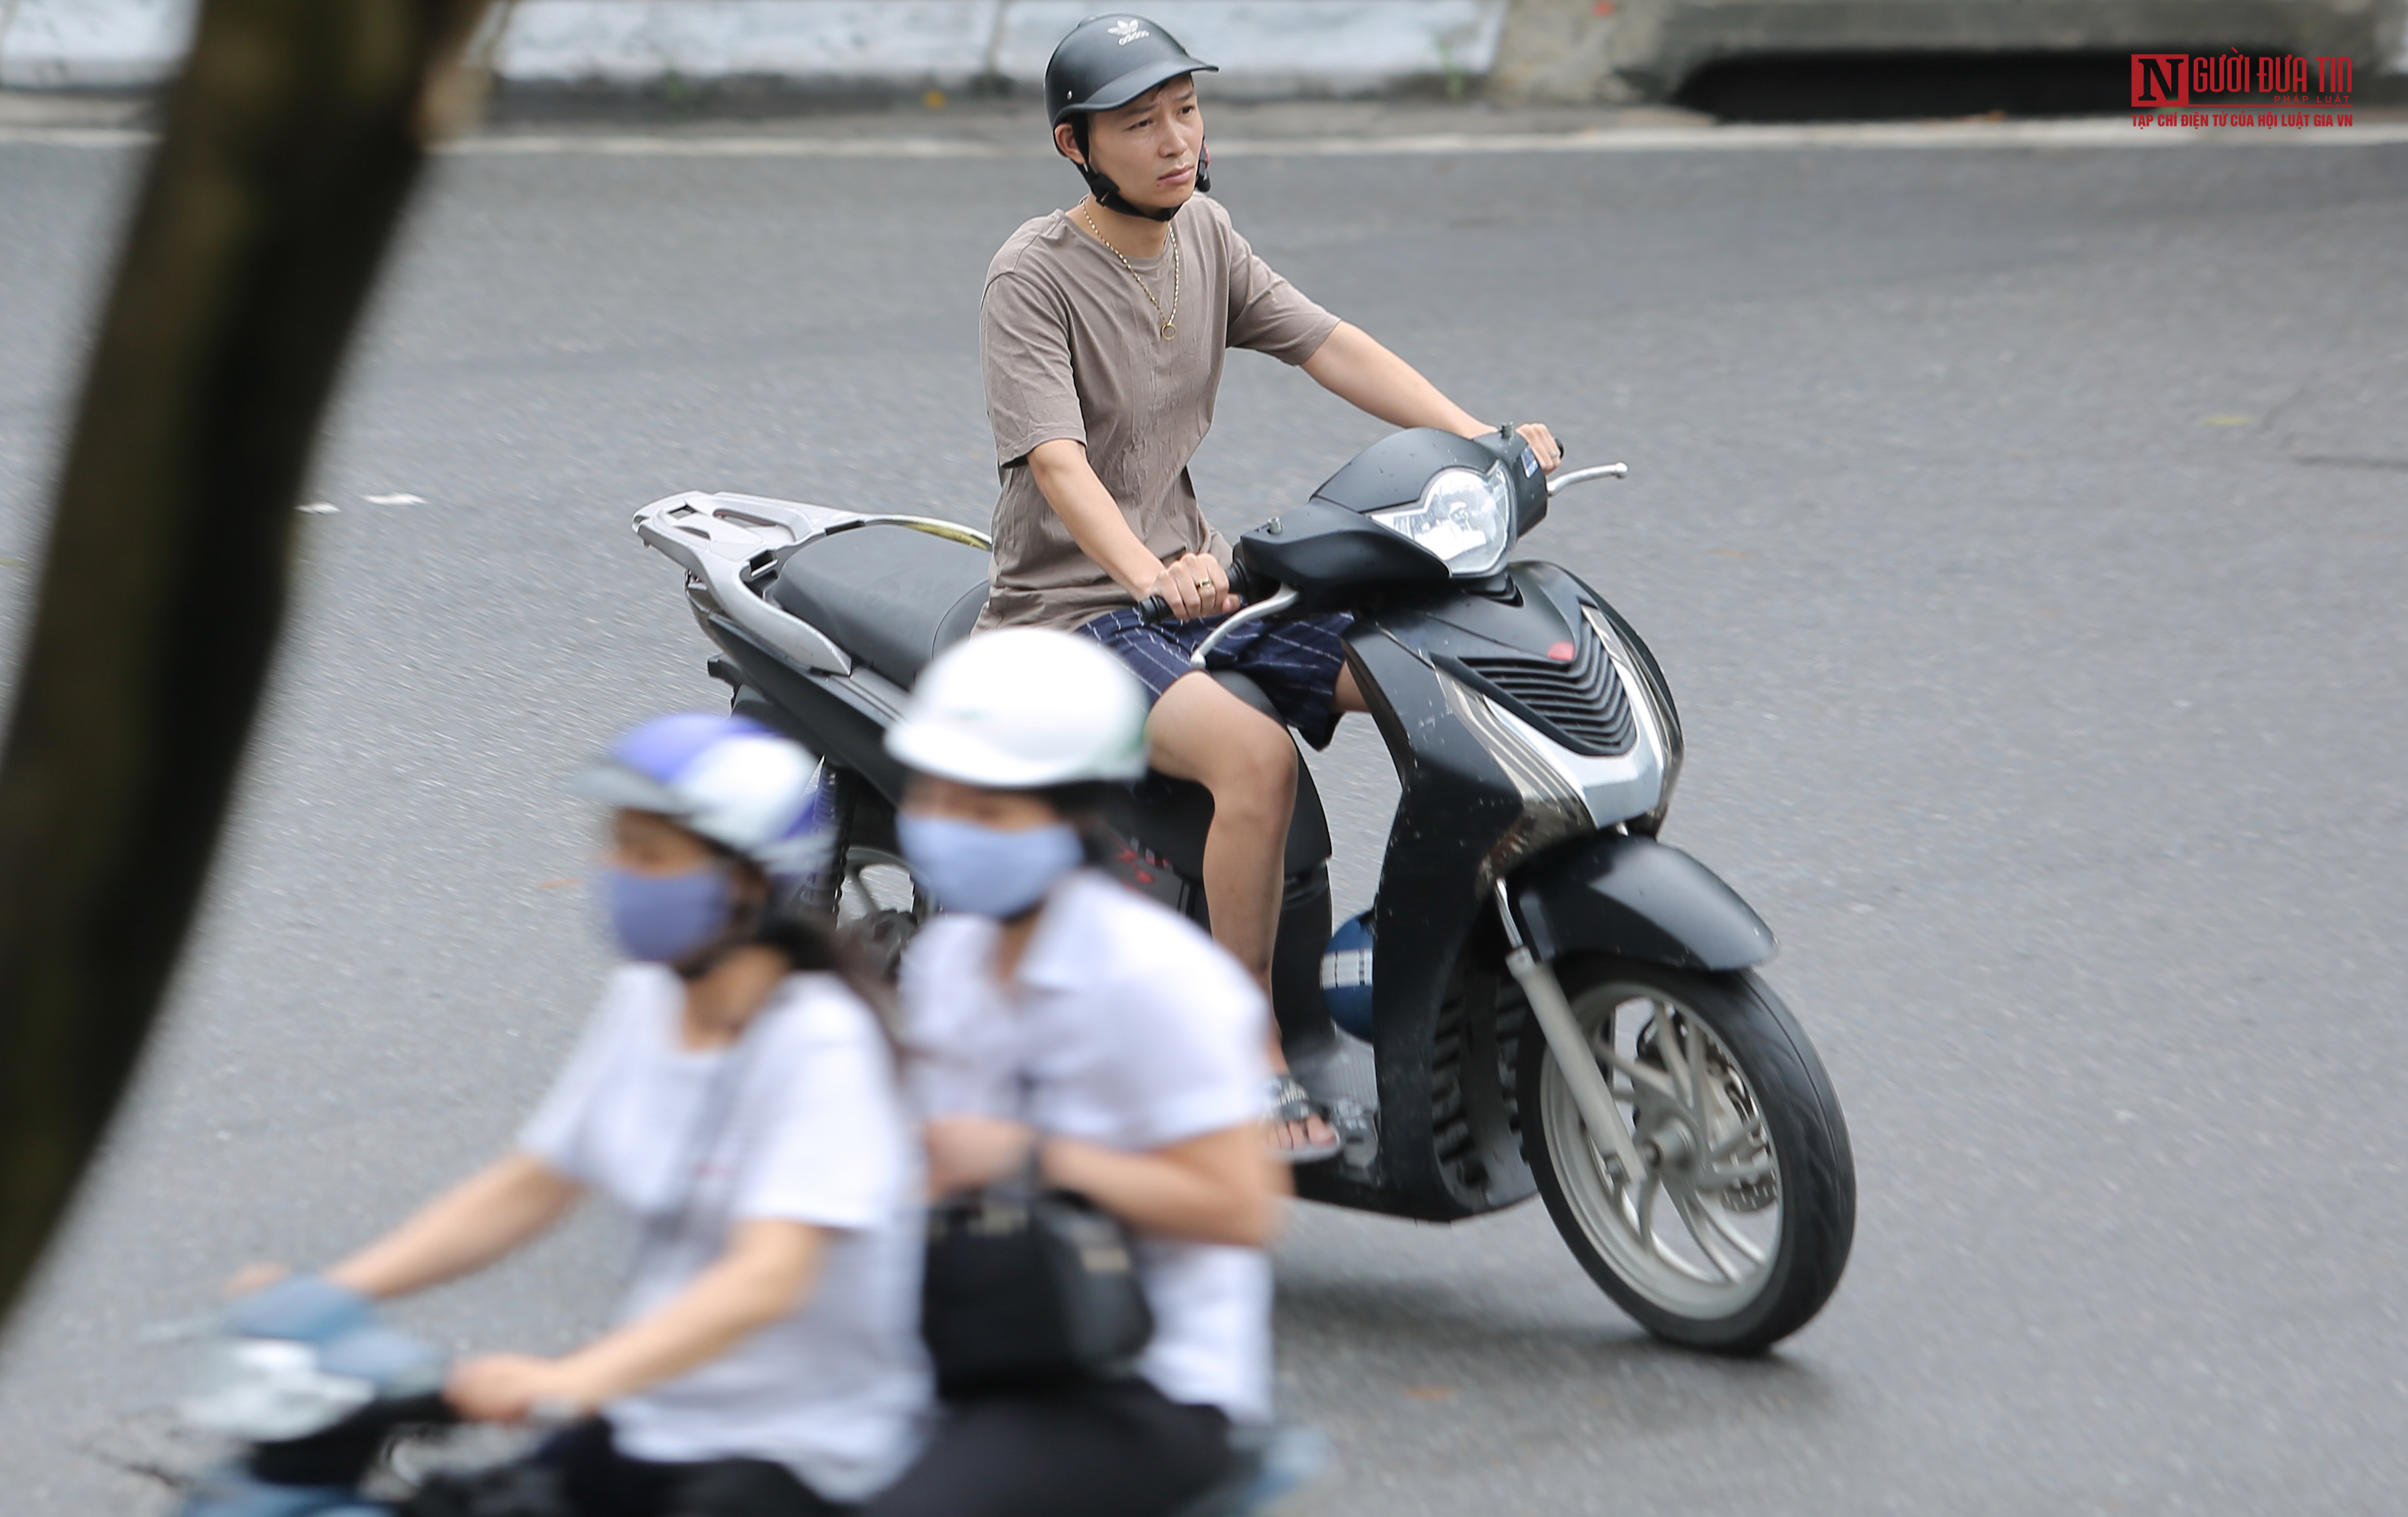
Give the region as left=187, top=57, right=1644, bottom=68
left=1460, top=639, right=1636, bottom=757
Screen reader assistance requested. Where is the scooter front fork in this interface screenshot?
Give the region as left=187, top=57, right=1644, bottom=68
left=1492, top=883, right=1653, bottom=1186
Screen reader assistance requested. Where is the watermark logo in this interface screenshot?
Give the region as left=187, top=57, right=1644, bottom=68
left=2131, top=54, right=2188, bottom=108
left=2131, top=51, right=2355, bottom=130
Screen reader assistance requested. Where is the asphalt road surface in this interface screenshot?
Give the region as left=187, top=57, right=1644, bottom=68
left=3, top=111, right=2405, bottom=1516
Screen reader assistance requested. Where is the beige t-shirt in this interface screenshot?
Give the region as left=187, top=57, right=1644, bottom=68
left=977, top=194, right=1341, bottom=632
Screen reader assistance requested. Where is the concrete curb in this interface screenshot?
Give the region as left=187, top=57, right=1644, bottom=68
left=0, top=0, right=1511, bottom=95
left=11, top=98, right=2408, bottom=150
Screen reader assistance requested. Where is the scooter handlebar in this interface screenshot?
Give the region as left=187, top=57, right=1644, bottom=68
left=1136, top=560, right=1267, bottom=626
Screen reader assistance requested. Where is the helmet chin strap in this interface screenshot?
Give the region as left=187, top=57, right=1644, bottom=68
left=1073, top=136, right=1210, bottom=224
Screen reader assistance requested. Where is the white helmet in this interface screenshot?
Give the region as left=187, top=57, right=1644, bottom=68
left=888, top=629, right=1150, bottom=788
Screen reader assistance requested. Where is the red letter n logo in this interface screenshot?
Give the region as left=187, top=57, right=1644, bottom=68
left=2132, top=53, right=2188, bottom=107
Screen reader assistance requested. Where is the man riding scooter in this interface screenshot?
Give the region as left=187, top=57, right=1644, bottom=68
left=978, top=13, right=1561, bottom=1160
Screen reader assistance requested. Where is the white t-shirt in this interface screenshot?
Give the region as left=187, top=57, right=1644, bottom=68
left=518, top=966, right=929, bottom=1501
left=901, top=870, right=1274, bottom=1424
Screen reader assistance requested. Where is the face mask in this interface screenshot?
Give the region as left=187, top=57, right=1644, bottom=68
left=898, top=815, right=1084, bottom=920
left=596, top=862, right=732, bottom=965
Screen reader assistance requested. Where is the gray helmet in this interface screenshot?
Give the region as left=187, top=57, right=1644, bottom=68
left=1045, top=14, right=1215, bottom=221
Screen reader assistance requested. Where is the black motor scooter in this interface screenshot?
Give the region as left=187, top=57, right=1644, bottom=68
left=632, top=426, right=1854, bottom=1350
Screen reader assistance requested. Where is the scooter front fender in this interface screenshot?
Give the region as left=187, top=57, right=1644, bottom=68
left=1511, top=832, right=1775, bottom=973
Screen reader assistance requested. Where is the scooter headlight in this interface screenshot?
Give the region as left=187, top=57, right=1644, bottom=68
left=1370, top=463, right=1515, bottom=577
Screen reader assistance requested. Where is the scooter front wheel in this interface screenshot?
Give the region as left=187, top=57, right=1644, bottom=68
left=1518, top=956, right=1855, bottom=1352
left=829, top=842, right=928, bottom=981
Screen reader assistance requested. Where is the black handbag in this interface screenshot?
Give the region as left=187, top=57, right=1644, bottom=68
left=920, top=1146, right=1155, bottom=1398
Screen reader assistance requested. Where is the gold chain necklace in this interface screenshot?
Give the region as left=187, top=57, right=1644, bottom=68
left=1082, top=205, right=1180, bottom=342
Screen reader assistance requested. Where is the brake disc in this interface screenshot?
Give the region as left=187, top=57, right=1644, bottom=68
left=1633, top=1015, right=1777, bottom=1214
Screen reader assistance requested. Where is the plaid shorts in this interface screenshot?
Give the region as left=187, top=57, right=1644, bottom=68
left=1078, top=606, right=1355, bottom=750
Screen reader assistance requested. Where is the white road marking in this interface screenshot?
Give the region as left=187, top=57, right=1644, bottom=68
left=296, top=502, right=338, bottom=513
left=364, top=492, right=425, bottom=504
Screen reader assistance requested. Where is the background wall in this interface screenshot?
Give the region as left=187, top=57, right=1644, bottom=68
left=0, top=0, right=1511, bottom=95
left=1, top=1, right=2403, bottom=107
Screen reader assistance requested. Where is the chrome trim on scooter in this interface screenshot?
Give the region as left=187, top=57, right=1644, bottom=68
left=1187, top=584, right=1302, bottom=670
left=1545, top=462, right=1628, bottom=497
left=1507, top=697, right=1664, bottom=830
left=1438, top=670, right=1590, bottom=894
left=847, top=513, right=995, bottom=551
left=1581, top=602, right=1681, bottom=833
left=633, top=492, right=995, bottom=677
left=1440, top=669, right=1665, bottom=839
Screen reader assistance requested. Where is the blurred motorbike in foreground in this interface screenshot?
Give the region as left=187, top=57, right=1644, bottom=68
left=633, top=426, right=1856, bottom=1351
left=172, top=1281, right=1320, bottom=1516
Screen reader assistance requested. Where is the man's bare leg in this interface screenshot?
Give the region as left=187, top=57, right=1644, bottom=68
left=1146, top=673, right=1337, bottom=1155
left=1332, top=663, right=1369, bottom=717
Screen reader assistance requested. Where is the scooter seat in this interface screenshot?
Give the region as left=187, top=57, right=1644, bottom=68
left=770, top=522, right=991, bottom=687
left=770, top=523, right=1329, bottom=877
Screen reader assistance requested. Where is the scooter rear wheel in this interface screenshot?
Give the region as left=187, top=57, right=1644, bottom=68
left=1518, top=956, right=1854, bottom=1353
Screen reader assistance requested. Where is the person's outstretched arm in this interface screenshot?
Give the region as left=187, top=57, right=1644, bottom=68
left=446, top=1218, right=825, bottom=1422
left=325, top=1152, right=581, bottom=1299
left=1301, top=322, right=1562, bottom=469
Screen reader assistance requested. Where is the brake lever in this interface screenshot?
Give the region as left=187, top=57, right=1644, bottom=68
left=1546, top=462, right=1627, bottom=496
left=1186, top=585, right=1301, bottom=670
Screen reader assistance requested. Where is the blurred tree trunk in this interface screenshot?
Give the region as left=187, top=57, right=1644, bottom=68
left=0, top=0, right=495, bottom=1333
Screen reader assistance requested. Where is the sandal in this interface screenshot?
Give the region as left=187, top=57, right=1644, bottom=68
left=1264, top=1073, right=1342, bottom=1166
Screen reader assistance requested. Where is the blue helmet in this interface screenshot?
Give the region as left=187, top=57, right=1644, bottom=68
left=572, top=713, right=824, bottom=879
